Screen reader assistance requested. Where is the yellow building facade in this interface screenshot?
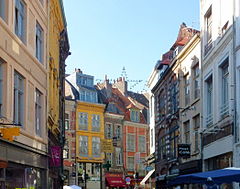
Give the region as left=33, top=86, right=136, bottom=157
left=48, top=0, right=65, bottom=137
left=48, top=0, right=70, bottom=188
left=76, top=101, right=105, bottom=163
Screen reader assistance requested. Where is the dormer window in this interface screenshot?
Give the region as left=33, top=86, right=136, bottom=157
left=130, top=109, right=140, bottom=122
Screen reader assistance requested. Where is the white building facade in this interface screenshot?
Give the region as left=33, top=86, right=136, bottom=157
left=200, top=0, right=235, bottom=177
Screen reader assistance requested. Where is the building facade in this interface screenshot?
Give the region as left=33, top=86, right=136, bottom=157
left=177, top=34, right=202, bottom=188
left=200, top=0, right=234, bottom=179
left=48, top=0, right=70, bottom=188
left=63, top=98, right=77, bottom=186
left=152, top=24, right=198, bottom=189
left=67, top=69, right=105, bottom=189
left=0, top=0, right=48, bottom=188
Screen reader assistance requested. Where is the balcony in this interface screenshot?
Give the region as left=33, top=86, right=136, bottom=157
left=206, top=114, right=213, bottom=127
left=220, top=103, right=229, bottom=118
left=204, top=41, right=213, bottom=56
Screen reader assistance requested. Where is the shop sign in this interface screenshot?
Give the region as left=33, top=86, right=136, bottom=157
left=50, top=146, right=61, bottom=167
left=125, top=177, right=131, bottom=185
left=145, top=166, right=154, bottom=171
left=178, top=144, right=190, bottom=158
left=101, top=139, right=113, bottom=153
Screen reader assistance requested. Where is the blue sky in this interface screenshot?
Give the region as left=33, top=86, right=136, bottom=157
left=63, top=0, right=199, bottom=92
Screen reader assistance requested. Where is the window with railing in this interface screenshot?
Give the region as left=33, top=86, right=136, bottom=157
left=220, top=59, right=229, bottom=118
left=206, top=76, right=213, bottom=126
left=184, top=74, right=190, bottom=106
left=193, top=63, right=200, bottom=99
left=193, top=114, right=200, bottom=152
left=204, top=6, right=213, bottom=55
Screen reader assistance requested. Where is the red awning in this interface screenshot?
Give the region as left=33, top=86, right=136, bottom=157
left=106, top=177, right=126, bottom=187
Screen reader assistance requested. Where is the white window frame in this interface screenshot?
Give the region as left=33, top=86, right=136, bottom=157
left=220, top=59, right=229, bottom=117
left=127, top=134, right=135, bottom=152
left=205, top=75, right=213, bottom=126
left=79, top=135, right=88, bottom=156
left=130, top=109, right=140, bottom=122
left=92, top=137, right=100, bottom=157
left=115, top=147, right=123, bottom=166
left=65, top=113, right=70, bottom=130
left=14, top=71, right=24, bottom=126
left=184, top=74, right=190, bottom=106
left=105, top=123, right=113, bottom=139
left=193, top=63, right=200, bottom=99
left=35, top=89, right=42, bottom=136
left=106, top=153, right=113, bottom=165
left=138, top=136, right=146, bottom=153
left=115, top=125, right=122, bottom=140
left=36, top=21, right=43, bottom=63
left=15, top=0, right=25, bottom=42
left=92, top=114, right=100, bottom=132
left=79, top=112, right=88, bottom=130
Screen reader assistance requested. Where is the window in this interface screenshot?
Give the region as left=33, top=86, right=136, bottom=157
left=127, top=134, right=135, bottom=152
left=14, top=71, right=24, bottom=125
left=116, top=148, right=123, bottom=165
left=106, top=153, right=112, bottom=165
left=0, top=0, right=6, bottom=21
left=130, top=109, right=140, bottom=122
left=139, top=158, right=145, bottom=171
left=151, top=128, right=153, bottom=147
left=169, top=130, right=178, bottom=159
left=138, top=136, right=146, bottom=153
left=36, top=22, right=43, bottom=63
left=220, top=59, right=229, bottom=117
left=170, top=81, right=178, bottom=113
left=92, top=137, right=100, bottom=157
left=92, top=114, right=100, bottom=132
left=0, top=61, right=3, bottom=116
left=105, top=123, right=113, bottom=139
left=80, top=90, right=97, bottom=103
left=35, top=89, right=42, bottom=136
left=157, top=90, right=165, bottom=122
left=205, top=6, right=213, bottom=55
left=184, top=121, right=190, bottom=144
left=206, top=76, right=213, bottom=126
left=15, top=0, right=25, bottom=42
left=79, top=112, right=88, bottom=130
left=127, top=157, right=134, bottom=171
left=193, top=63, right=200, bottom=99
left=184, top=74, right=190, bottom=105
left=65, top=113, right=70, bottom=130
left=116, top=125, right=122, bottom=140
left=193, top=114, right=200, bottom=152
left=79, top=136, right=88, bottom=156
left=63, top=141, right=69, bottom=159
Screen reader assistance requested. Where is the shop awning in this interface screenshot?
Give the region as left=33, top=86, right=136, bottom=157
left=169, top=167, right=240, bottom=186
left=106, top=177, right=126, bottom=187
left=140, top=169, right=155, bottom=185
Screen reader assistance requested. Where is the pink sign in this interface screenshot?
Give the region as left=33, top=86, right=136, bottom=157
left=50, top=146, right=61, bottom=167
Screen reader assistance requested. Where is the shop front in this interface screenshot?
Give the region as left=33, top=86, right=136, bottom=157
left=105, top=173, right=126, bottom=189
left=0, top=140, right=48, bottom=188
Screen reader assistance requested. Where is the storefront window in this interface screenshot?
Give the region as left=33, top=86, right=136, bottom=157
left=4, top=164, right=46, bottom=189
